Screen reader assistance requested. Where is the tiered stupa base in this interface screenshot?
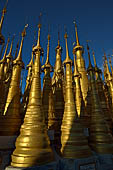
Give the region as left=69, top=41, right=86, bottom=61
left=5, top=161, right=59, bottom=170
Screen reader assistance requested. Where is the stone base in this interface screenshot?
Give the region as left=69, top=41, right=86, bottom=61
left=0, top=136, right=17, bottom=170
left=97, top=154, right=113, bottom=170
left=5, top=161, right=59, bottom=170
left=59, top=156, right=99, bottom=170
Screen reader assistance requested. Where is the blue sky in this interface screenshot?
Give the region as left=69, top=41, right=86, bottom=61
left=0, top=0, right=113, bottom=91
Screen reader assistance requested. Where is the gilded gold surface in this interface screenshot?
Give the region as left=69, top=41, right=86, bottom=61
left=73, top=55, right=84, bottom=117
left=0, top=37, right=9, bottom=81
left=61, top=33, right=92, bottom=159
left=73, top=23, right=88, bottom=106
left=0, top=27, right=26, bottom=136
left=52, top=34, right=64, bottom=153
left=0, top=38, right=10, bottom=115
left=42, top=34, right=53, bottom=126
left=87, top=44, right=113, bottom=154
left=11, top=24, right=54, bottom=167
left=22, top=51, right=34, bottom=115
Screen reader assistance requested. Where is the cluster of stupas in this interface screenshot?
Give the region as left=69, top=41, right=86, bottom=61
left=1, top=2, right=113, bottom=170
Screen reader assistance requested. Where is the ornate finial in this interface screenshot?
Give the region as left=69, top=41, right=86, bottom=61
left=55, top=26, right=62, bottom=55
left=37, top=13, right=42, bottom=47
left=73, top=20, right=80, bottom=46
left=22, top=24, right=28, bottom=37
left=58, top=25, right=60, bottom=46
left=32, top=14, right=43, bottom=57
left=42, top=32, right=53, bottom=71
left=46, top=33, right=50, bottom=63
left=64, top=31, right=68, bottom=56
left=103, top=49, right=107, bottom=60
left=64, top=28, right=72, bottom=64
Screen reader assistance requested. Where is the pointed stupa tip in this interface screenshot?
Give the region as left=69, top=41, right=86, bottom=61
left=46, top=33, right=50, bottom=62
left=42, top=33, right=53, bottom=71
left=32, top=18, right=43, bottom=55
left=63, top=31, right=72, bottom=64
left=14, top=25, right=27, bottom=64
left=37, top=12, right=42, bottom=47
left=0, top=0, right=8, bottom=45
left=74, top=21, right=80, bottom=46
left=0, top=0, right=7, bottom=29
left=55, top=30, right=62, bottom=54
left=37, top=23, right=41, bottom=47
left=58, top=30, right=60, bottom=46
left=6, top=35, right=15, bottom=59
left=22, top=24, right=28, bottom=37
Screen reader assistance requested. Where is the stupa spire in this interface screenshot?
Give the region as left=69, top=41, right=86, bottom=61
left=74, top=21, right=80, bottom=46
left=14, top=25, right=27, bottom=64
left=58, top=29, right=60, bottom=46
left=3, top=25, right=27, bottom=116
left=0, top=0, right=8, bottom=44
left=63, top=32, right=72, bottom=64
left=43, top=34, right=52, bottom=68
left=4, top=36, right=14, bottom=83
left=6, top=35, right=14, bottom=59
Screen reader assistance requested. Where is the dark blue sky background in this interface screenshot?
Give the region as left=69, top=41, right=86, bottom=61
left=0, top=0, right=113, bottom=91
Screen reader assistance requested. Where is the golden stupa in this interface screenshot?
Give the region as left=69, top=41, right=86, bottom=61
left=0, top=2, right=113, bottom=169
